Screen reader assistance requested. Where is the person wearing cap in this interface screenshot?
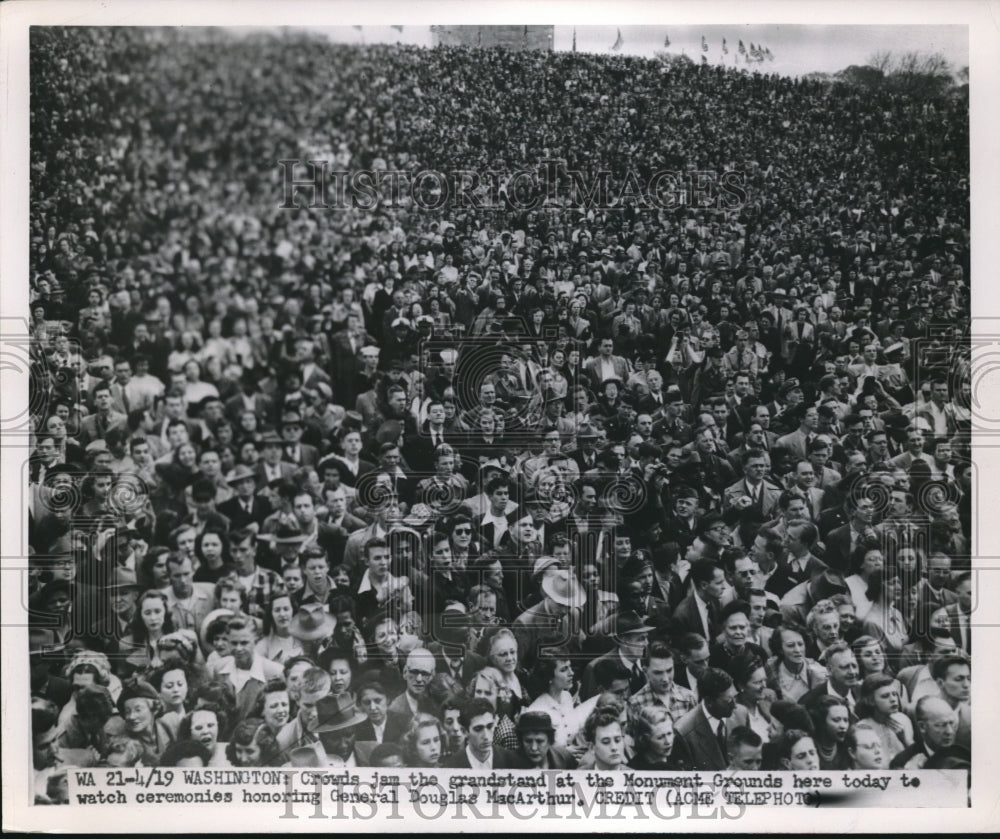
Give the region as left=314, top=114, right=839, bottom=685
left=512, top=567, right=587, bottom=671
left=118, top=679, right=175, bottom=765
left=579, top=611, right=653, bottom=701
left=217, top=465, right=272, bottom=530
left=279, top=409, right=318, bottom=468
left=253, top=432, right=296, bottom=489
left=516, top=711, right=578, bottom=769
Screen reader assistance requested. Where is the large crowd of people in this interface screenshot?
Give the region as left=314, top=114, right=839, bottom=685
left=26, top=28, right=972, bottom=801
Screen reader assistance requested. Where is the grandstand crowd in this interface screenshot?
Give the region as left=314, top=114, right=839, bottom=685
left=25, top=28, right=972, bottom=800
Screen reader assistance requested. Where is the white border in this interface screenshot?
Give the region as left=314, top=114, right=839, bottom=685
left=2, top=0, right=999, bottom=832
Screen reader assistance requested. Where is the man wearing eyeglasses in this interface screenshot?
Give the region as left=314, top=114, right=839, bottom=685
left=387, top=648, right=437, bottom=730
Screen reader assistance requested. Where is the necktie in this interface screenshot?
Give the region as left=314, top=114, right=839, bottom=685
left=716, top=719, right=727, bottom=755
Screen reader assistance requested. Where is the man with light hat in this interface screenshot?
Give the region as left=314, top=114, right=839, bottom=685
left=218, top=465, right=273, bottom=530
left=513, top=566, right=587, bottom=670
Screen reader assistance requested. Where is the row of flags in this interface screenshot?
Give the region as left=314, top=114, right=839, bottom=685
left=602, top=28, right=775, bottom=62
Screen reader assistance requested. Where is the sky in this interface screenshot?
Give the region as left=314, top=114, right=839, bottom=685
left=282, top=24, right=968, bottom=79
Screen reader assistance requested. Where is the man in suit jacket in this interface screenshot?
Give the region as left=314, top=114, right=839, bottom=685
left=254, top=433, right=297, bottom=489
left=674, top=667, right=738, bottom=771
left=224, top=379, right=274, bottom=426
left=584, top=337, right=631, bottom=391
left=386, top=649, right=438, bottom=731
left=672, top=557, right=728, bottom=642
left=444, top=698, right=529, bottom=769
left=279, top=409, right=318, bottom=468
left=78, top=383, right=127, bottom=447
left=775, top=404, right=820, bottom=461
left=722, top=449, right=782, bottom=526
left=889, top=696, right=967, bottom=769
left=217, top=465, right=274, bottom=529
left=799, top=641, right=861, bottom=718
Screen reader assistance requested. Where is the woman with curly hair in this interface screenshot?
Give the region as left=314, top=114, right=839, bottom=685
left=628, top=706, right=692, bottom=770
left=226, top=717, right=281, bottom=767
left=401, top=713, right=446, bottom=768
left=763, top=624, right=827, bottom=703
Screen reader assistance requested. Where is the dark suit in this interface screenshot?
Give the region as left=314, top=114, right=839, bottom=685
left=428, top=644, right=487, bottom=684
left=352, top=715, right=408, bottom=746
left=444, top=745, right=529, bottom=769
left=218, top=495, right=274, bottom=530
left=674, top=705, right=730, bottom=771
left=800, top=682, right=859, bottom=720
left=672, top=593, right=720, bottom=642
left=254, top=461, right=296, bottom=489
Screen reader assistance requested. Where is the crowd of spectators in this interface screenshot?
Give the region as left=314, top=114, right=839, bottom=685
left=26, top=28, right=972, bottom=799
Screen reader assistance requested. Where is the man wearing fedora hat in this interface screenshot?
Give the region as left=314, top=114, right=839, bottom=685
left=313, top=693, right=367, bottom=767
left=254, top=432, right=296, bottom=489
left=218, top=465, right=273, bottom=530
left=516, top=711, right=578, bottom=770
left=280, top=409, right=318, bottom=468
left=580, top=611, right=653, bottom=701
left=513, top=567, right=587, bottom=671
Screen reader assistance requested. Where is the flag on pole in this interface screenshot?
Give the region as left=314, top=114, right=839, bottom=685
left=573, top=28, right=577, bottom=52
left=664, top=33, right=670, bottom=47
left=701, top=35, right=708, bottom=52
left=722, top=38, right=728, bottom=54
left=738, top=39, right=746, bottom=54
left=765, top=47, right=774, bottom=61
left=701, top=54, right=707, bottom=64
left=391, top=25, right=404, bottom=32
left=611, top=28, right=623, bottom=51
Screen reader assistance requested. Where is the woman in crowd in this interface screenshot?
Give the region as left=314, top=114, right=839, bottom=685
left=402, top=713, right=446, bottom=769
left=525, top=650, right=578, bottom=748
left=808, top=696, right=852, bottom=770
left=255, top=592, right=302, bottom=664
left=226, top=718, right=281, bottom=767
left=628, top=706, right=691, bottom=771
left=859, top=571, right=910, bottom=669
left=177, top=705, right=229, bottom=767
left=855, top=673, right=913, bottom=763
left=730, top=653, right=774, bottom=742
left=120, top=590, right=175, bottom=673
left=764, top=624, right=828, bottom=703
left=117, top=680, right=174, bottom=766
left=147, top=662, right=195, bottom=739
